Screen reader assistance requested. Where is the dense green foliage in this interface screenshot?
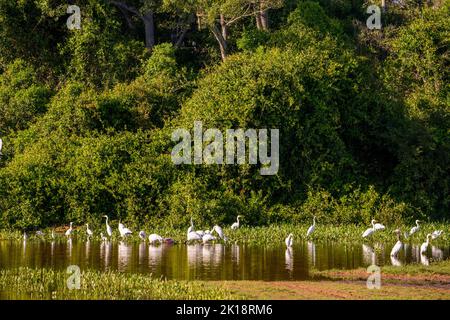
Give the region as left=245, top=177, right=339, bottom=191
left=0, top=0, right=448, bottom=230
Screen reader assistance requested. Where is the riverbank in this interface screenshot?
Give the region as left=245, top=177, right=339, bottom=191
left=0, top=223, right=448, bottom=245
left=215, top=261, right=450, bottom=300
left=1, top=261, right=449, bottom=300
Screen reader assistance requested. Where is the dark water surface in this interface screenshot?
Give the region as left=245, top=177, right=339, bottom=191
left=0, top=240, right=449, bottom=281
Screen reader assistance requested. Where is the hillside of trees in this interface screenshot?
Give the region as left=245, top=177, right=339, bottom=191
left=0, top=0, right=448, bottom=230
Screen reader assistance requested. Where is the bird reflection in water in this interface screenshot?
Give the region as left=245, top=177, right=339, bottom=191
left=285, top=247, right=293, bottom=274
left=231, top=244, right=240, bottom=265
left=187, top=244, right=202, bottom=267
left=148, top=244, right=163, bottom=267
left=118, top=241, right=132, bottom=272
left=362, top=244, right=375, bottom=265
left=138, top=242, right=147, bottom=265
left=307, top=241, right=316, bottom=267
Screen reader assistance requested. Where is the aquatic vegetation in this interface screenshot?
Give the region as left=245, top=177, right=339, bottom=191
left=0, top=268, right=238, bottom=300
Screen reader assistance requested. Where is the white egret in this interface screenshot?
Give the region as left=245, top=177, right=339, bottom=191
left=187, top=231, right=202, bottom=242
left=213, top=225, right=225, bottom=240
left=306, top=216, right=316, bottom=237
left=148, top=233, right=164, bottom=244
left=202, top=233, right=216, bottom=244
left=0, top=138, right=2, bottom=155
left=139, top=230, right=147, bottom=241
left=100, top=232, right=108, bottom=241
left=23, top=232, right=28, bottom=241
left=285, top=233, right=293, bottom=248
left=102, top=215, right=113, bottom=237
left=231, top=215, right=242, bottom=230
left=65, top=222, right=73, bottom=238
left=86, top=223, right=93, bottom=238
left=409, top=220, right=421, bottom=236
left=373, top=222, right=386, bottom=231
left=36, top=230, right=44, bottom=237
left=390, top=229, right=403, bottom=257
left=187, top=217, right=194, bottom=234
left=362, top=219, right=381, bottom=238
left=118, top=222, right=132, bottom=239
left=431, top=230, right=443, bottom=240
left=420, top=234, right=432, bottom=254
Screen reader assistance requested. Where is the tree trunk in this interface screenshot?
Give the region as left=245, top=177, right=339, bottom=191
left=255, top=12, right=263, bottom=30
left=142, top=11, right=155, bottom=51
left=211, top=24, right=227, bottom=61
left=260, top=9, right=269, bottom=30
left=220, top=14, right=227, bottom=41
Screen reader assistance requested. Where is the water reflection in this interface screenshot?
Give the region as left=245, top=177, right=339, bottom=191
left=0, top=240, right=449, bottom=281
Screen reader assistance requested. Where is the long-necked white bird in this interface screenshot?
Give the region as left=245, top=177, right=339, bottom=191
left=231, top=215, right=242, bottom=230
left=103, top=215, right=113, bottom=238
left=431, top=230, right=443, bottom=240
left=139, top=230, right=147, bottom=241
left=306, top=216, right=316, bottom=237
left=100, top=232, right=108, bottom=241
left=86, top=223, right=93, bottom=238
left=148, top=233, right=164, bottom=244
left=409, top=220, right=420, bottom=236
left=65, top=222, right=73, bottom=238
left=362, top=219, right=377, bottom=238
left=420, top=234, right=432, bottom=254
left=213, top=225, right=226, bottom=240
left=0, top=138, right=3, bottom=155
left=118, top=222, right=132, bottom=239
left=285, top=233, right=293, bottom=248
left=202, top=233, right=216, bottom=244
left=373, top=221, right=386, bottom=231
left=23, top=232, right=28, bottom=241
left=187, top=230, right=202, bottom=242
left=390, top=229, right=403, bottom=257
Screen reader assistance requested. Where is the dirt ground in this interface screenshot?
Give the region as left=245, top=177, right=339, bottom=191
left=212, top=271, right=450, bottom=300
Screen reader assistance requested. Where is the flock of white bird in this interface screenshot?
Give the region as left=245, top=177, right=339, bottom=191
left=284, top=218, right=444, bottom=260
left=21, top=210, right=445, bottom=264
left=58, top=215, right=237, bottom=245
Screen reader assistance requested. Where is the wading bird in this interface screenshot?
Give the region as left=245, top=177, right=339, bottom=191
left=390, top=229, right=403, bottom=257
left=118, top=222, right=132, bottom=239
left=362, top=219, right=383, bottom=238
left=213, top=225, right=227, bottom=241
left=409, top=220, right=421, bottom=236
left=420, top=234, right=432, bottom=254
left=202, top=233, right=216, bottom=244
left=102, top=215, right=113, bottom=238
left=148, top=233, right=164, bottom=244
left=139, top=230, right=147, bottom=241
left=431, top=230, right=443, bottom=240
left=23, top=232, right=28, bottom=241
left=100, top=232, right=108, bottom=241
left=65, top=222, right=73, bottom=238
left=373, top=221, right=386, bottom=231
left=306, top=216, right=316, bottom=237
left=51, top=230, right=55, bottom=240
left=231, top=215, right=242, bottom=230
left=187, top=230, right=202, bottom=242
left=285, top=233, right=293, bottom=248
left=0, top=138, right=3, bottom=155
left=86, top=223, right=93, bottom=238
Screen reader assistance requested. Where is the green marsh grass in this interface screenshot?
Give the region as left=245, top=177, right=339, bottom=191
left=0, top=267, right=239, bottom=300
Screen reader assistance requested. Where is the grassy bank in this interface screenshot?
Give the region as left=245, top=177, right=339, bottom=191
left=0, top=268, right=239, bottom=300
left=2, top=262, right=449, bottom=300
left=1, top=223, right=448, bottom=245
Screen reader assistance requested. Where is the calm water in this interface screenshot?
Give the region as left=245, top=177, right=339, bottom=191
left=1, top=240, right=449, bottom=281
